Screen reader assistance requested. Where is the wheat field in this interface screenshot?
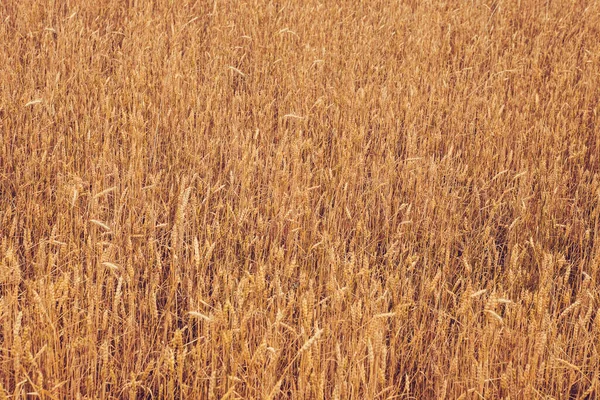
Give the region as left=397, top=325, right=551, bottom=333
left=1, top=0, right=599, bottom=398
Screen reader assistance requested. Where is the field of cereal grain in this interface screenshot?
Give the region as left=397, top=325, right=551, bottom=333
left=1, top=1, right=600, bottom=398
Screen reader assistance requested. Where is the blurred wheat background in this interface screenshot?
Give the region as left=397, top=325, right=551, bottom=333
left=1, top=0, right=600, bottom=398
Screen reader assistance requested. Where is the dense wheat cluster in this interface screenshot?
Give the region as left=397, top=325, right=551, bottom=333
left=1, top=0, right=600, bottom=398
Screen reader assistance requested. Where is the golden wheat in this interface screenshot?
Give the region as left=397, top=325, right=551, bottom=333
left=1, top=0, right=600, bottom=398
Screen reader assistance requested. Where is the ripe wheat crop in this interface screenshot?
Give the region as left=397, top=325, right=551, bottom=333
left=1, top=0, right=600, bottom=398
